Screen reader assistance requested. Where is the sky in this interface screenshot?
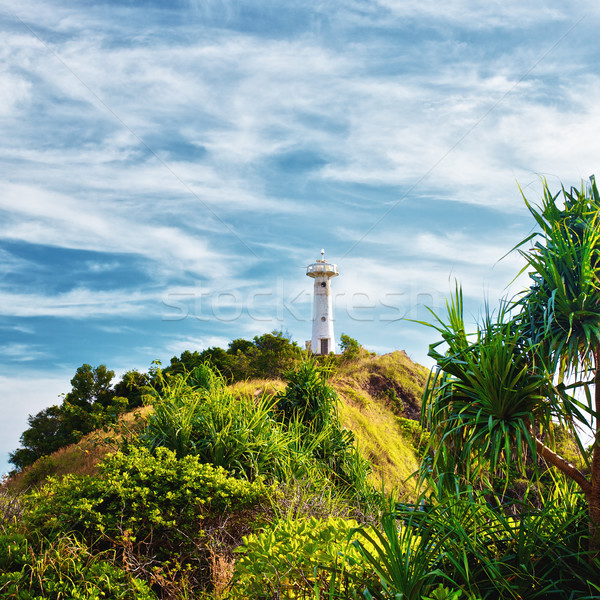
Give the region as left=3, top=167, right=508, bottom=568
left=0, top=0, right=599, bottom=474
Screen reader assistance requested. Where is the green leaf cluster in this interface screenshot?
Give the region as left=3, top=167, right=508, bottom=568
left=167, top=330, right=303, bottom=382
left=143, top=360, right=373, bottom=499
left=231, top=516, right=370, bottom=598
left=10, top=364, right=149, bottom=471
left=23, top=447, right=270, bottom=549
left=340, top=334, right=361, bottom=361
left=352, top=481, right=597, bottom=599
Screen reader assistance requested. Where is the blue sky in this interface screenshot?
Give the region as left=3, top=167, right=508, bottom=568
left=1, top=0, right=599, bottom=474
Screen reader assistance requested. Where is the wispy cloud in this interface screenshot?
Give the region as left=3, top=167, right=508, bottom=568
left=0, top=343, right=49, bottom=361
left=0, top=287, right=159, bottom=318
left=0, top=0, right=599, bottom=474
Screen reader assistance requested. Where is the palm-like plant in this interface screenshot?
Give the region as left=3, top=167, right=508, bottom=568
left=515, top=177, right=600, bottom=549
left=421, top=176, right=600, bottom=553
left=421, top=286, right=548, bottom=488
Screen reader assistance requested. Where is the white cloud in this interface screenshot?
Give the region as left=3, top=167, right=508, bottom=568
left=368, top=0, right=577, bottom=28
left=0, top=183, right=245, bottom=281
left=0, top=287, right=159, bottom=318
left=0, top=69, right=31, bottom=116
left=0, top=343, right=49, bottom=361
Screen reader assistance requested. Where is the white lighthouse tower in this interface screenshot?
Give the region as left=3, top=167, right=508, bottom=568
left=306, top=249, right=339, bottom=355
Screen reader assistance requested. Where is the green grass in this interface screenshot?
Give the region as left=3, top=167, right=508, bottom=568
left=339, top=392, right=420, bottom=497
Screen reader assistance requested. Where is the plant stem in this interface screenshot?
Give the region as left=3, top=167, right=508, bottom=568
left=534, top=437, right=591, bottom=496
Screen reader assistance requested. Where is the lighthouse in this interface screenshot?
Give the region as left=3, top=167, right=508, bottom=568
left=306, top=249, right=339, bottom=355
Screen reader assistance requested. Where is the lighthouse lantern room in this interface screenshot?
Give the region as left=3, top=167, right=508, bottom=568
left=306, top=249, right=339, bottom=355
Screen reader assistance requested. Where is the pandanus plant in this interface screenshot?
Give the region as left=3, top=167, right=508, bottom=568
left=516, top=177, right=600, bottom=549
left=421, top=176, right=600, bottom=553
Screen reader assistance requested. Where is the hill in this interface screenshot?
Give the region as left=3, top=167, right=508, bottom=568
left=6, top=350, right=428, bottom=498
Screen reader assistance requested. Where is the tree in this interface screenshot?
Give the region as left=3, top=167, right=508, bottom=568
left=8, top=405, right=71, bottom=470
left=516, top=177, right=600, bottom=548
left=113, top=370, right=149, bottom=409
left=340, top=334, right=361, bottom=361
left=64, top=364, right=115, bottom=409
left=9, top=364, right=123, bottom=471
left=422, top=177, right=600, bottom=552
left=61, top=364, right=120, bottom=438
left=228, top=338, right=254, bottom=356
left=248, top=331, right=302, bottom=379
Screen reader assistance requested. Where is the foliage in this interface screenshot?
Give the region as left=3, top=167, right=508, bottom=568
left=516, top=177, right=600, bottom=372
left=21, top=447, right=271, bottom=594
left=9, top=364, right=148, bottom=471
left=231, top=516, right=370, bottom=599
left=0, top=533, right=155, bottom=599
left=143, top=361, right=374, bottom=502
left=419, top=177, right=600, bottom=557
left=143, top=365, right=298, bottom=480
left=167, top=330, right=302, bottom=382
left=250, top=331, right=303, bottom=379
left=350, top=511, right=451, bottom=600
left=276, top=357, right=338, bottom=430
left=275, top=360, right=374, bottom=497
left=340, top=334, right=361, bottom=361
left=0, top=488, right=24, bottom=535
left=420, top=287, right=548, bottom=485
left=113, top=369, right=150, bottom=409
left=23, top=446, right=269, bottom=543
left=412, top=176, right=600, bottom=595
left=65, top=363, right=115, bottom=408
left=350, top=480, right=599, bottom=600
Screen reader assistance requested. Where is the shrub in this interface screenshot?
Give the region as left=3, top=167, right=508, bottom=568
left=22, top=447, right=272, bottom=594
left=143, top=368, right=295, bottom=480
left=143, top=361, right=373, bottom=501
left=276, top=358, right=338, bottom=431
left=350, top=484, right=599, bottom=600
left=231, top=516, right=372, bottom=598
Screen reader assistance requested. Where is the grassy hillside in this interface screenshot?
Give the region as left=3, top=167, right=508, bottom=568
left=333, top=351, right=428, bottom=495
left=6, top=351, right=428, bottom=499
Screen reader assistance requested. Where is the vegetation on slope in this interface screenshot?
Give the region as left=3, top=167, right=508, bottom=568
left=4, top=176, right=600, bottom=599
left=7, top=346, right=426, bottom=497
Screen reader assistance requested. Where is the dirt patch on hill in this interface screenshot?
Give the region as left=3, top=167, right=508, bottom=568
left=366, top=372, right=421, bottom=420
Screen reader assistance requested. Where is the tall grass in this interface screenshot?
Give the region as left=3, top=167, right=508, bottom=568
left=348, top=475, right=600, bottom=600
left=142, top=361, right=374, bottom=501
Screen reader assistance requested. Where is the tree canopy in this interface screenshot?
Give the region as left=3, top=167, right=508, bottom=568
left=9, top=364, right=146, bottom=471
left=167, top=330, right=302, bottom=382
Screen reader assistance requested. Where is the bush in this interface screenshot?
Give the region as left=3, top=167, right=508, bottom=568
left=143, top=361, right=373, bottom=500
left=167, top=330, right=303, bottom=382
left=231, top=516, right=372, bottom=598
left=22, top=447, right=272, bottom=594
left=276, top=358, right=338, bottom=431
left=143, top=368, right=296, bottom=480
left=350, top=485, right=599, bottom=600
